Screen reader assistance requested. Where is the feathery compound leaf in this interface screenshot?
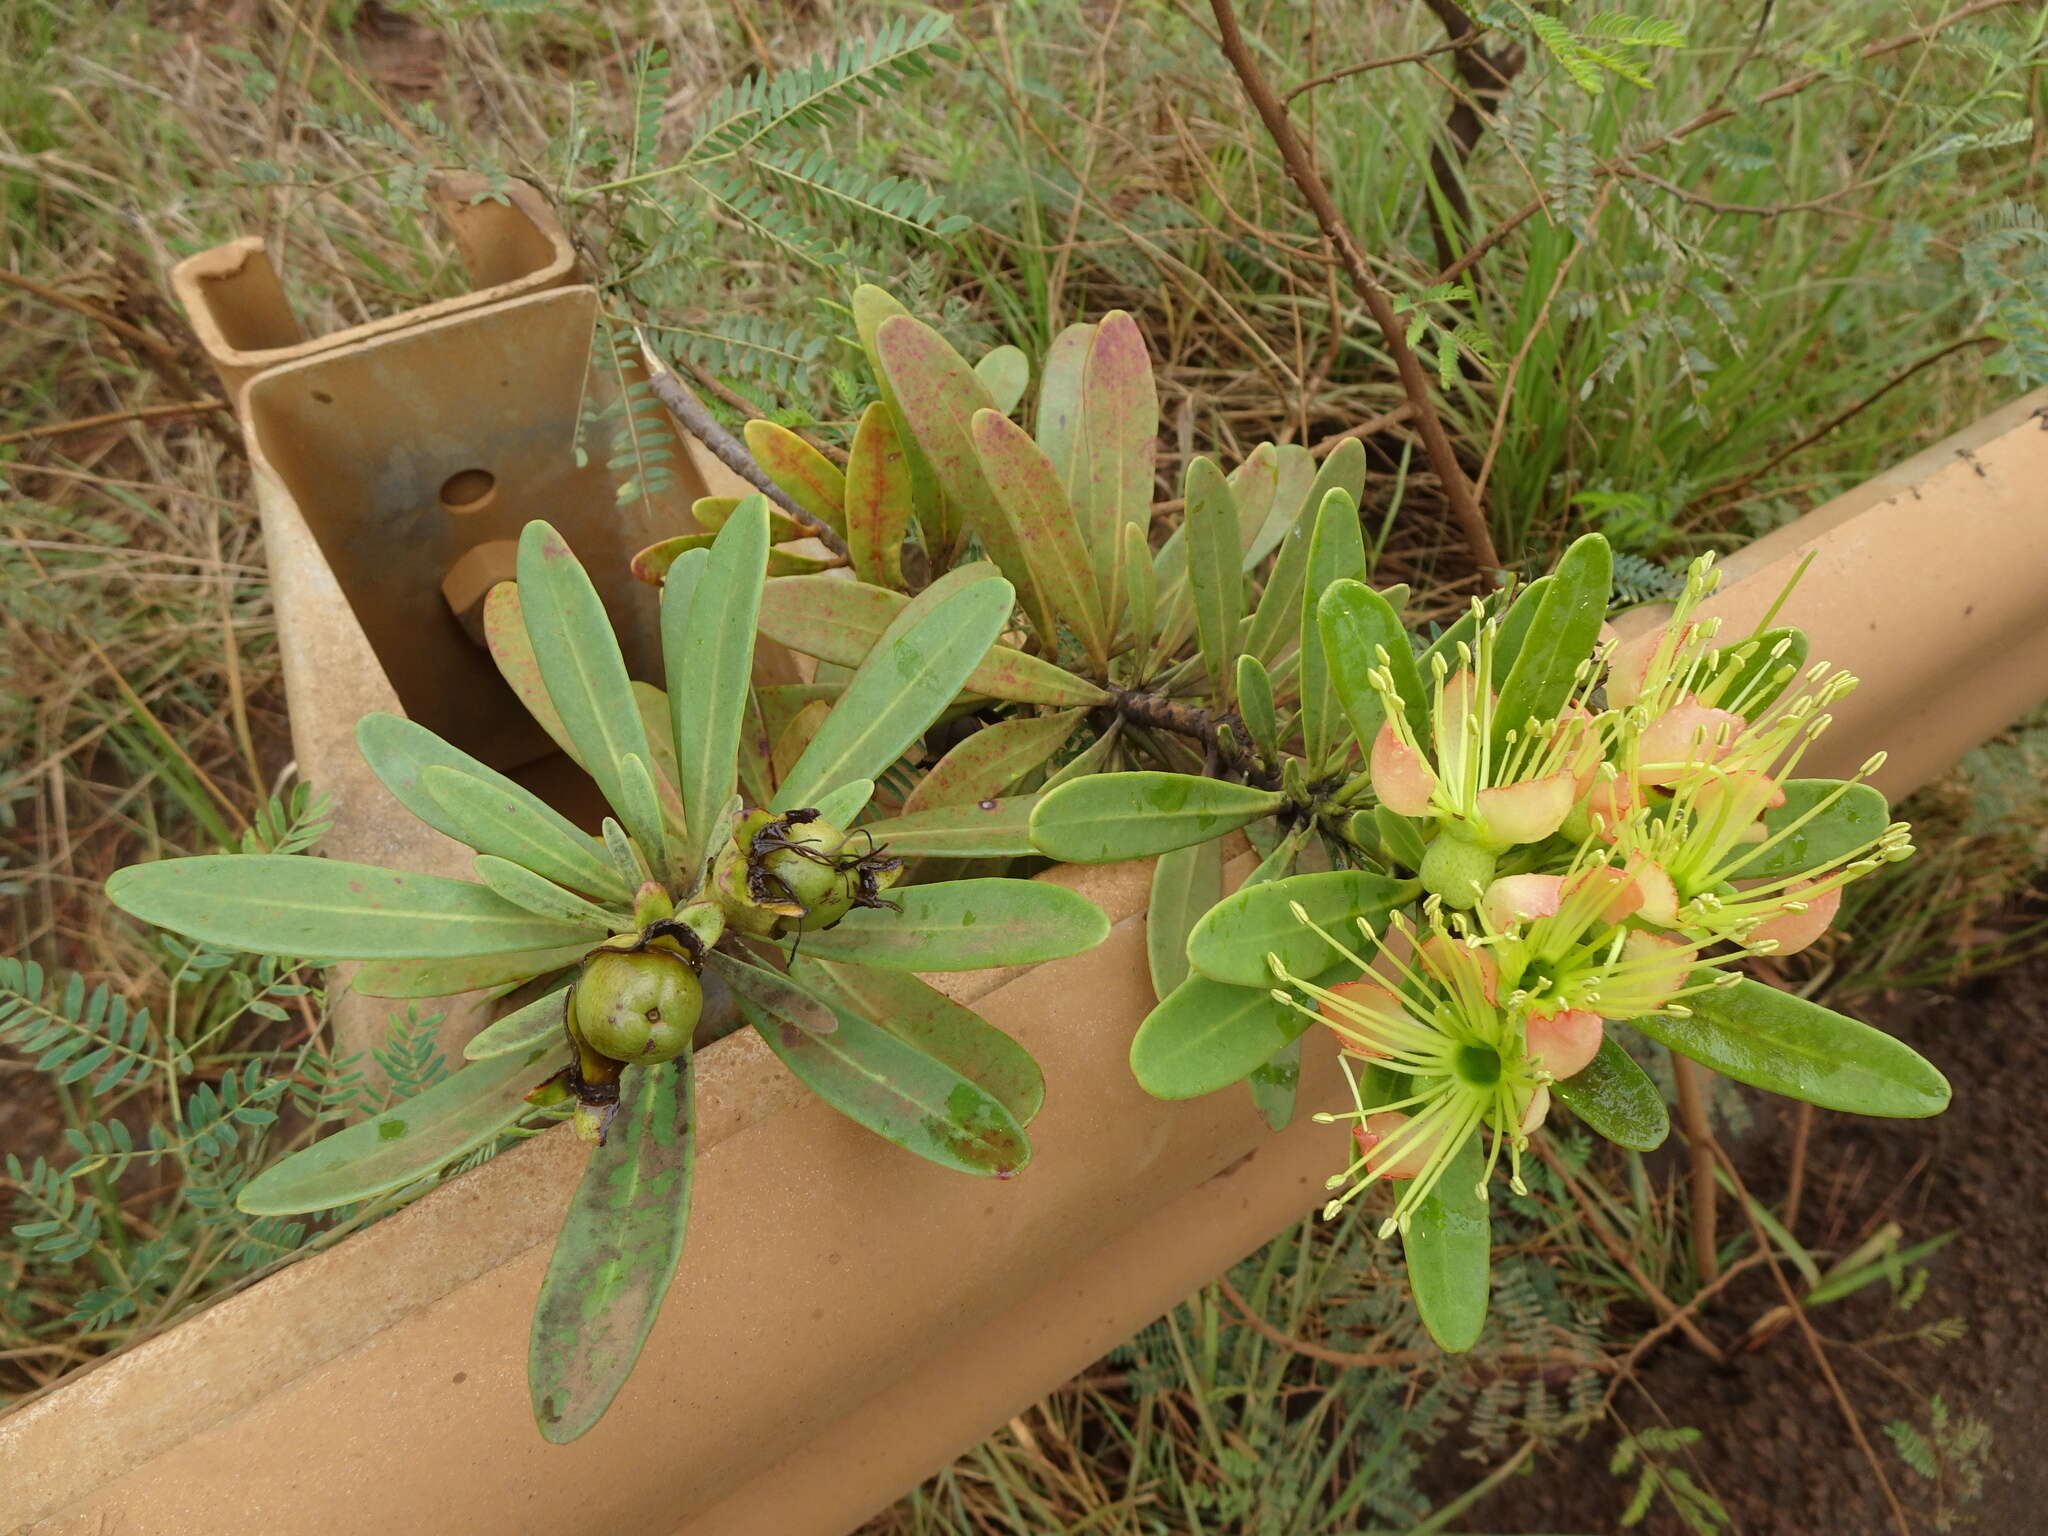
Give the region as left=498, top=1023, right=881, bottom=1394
left=530, top=1053, right=695, bottom=1443
left=771, top=579, right=1012, bottom=809
left=668, top=498, right=768, bottom=881
left=108, top=857, right=597, bottom=961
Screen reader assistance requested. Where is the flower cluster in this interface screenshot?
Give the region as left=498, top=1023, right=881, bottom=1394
left=1289, top=556, right=1913, bottom=1231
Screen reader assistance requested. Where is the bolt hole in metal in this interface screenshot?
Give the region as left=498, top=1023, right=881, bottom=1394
left=439, top=467, right=498, bottom=514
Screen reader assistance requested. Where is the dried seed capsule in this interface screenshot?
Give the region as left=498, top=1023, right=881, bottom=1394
left=570, top=947, right=702, bottom=1065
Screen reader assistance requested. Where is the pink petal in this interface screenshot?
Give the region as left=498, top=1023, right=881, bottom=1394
left=1354, top=1112, right=1438, bottom=1181
left=1525, top=1008, right=1603, bottom=1079
left=1319, top=980, right=1411, bottom=1055
left=1371, top=722, right=1437, bottom=817
left=1624, top=858, right=1680, bottom=927
left=1584, top=776, right=1639, bottom=840
left=1518, top=1084, right=1553, bottom=1136
left=1608, top=620, right=1698, bottom=707
left=1566, top=865, right=1643, bottom=927
left=1475, top=770, right=1575, bottom=847
left=1637, top=697, right=1746, bottom=786
left=1482, top=874, right=1564, bottom=932
left=1419, top=934, right=1500, bottom=1006
left=1748, top=882, right=1842, bottom=956
left=1593, top=932, right=1698, bottom=1019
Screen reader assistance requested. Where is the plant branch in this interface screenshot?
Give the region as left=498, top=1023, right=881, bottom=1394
left=0, top=398, right=228, bottom=447
left=636, top=335, right=853, bottom=560
left=1670, top=1056, right=1722, bottom=1286
left=1109, top=689, right=1275, bottom=788
left=1437, top=0, right=2029, bottom=285
left=1416, top=0, right=1526, bottom=278
left=1281, top=33, right=1482, bottom=106
left=1207, top=0, right=1501, bottom=575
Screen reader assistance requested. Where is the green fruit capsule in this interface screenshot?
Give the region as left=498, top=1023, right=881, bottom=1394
left=571, top=948, right=702, bottom=1064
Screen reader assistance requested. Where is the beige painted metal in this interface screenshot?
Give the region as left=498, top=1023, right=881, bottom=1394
left=7, top=387, right=2044, bottom=1536
left=168, top=187, right=741, bottom=1066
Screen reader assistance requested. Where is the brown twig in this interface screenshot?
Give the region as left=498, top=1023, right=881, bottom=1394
left=1535, top=1138, right=1728, bottom=1364
left=1208, top=0, right=1501, bottom=575
left=0, top=267, right=184, bottom=365
left=0, top=398, right=228, bottom=447
left=1783, top=1101, right=1815, bottom=1233
left=1714, top=1144, right=1913, bottom=1536
left=1437, top=0, right=2029, bottom=286
left=1671, top=1056, right=1722, bottom=1286
left=1109, top=689, right=1272, bottom=788
left=1281, top=34, right=1482, bottom=106
left=635, top=335, right=852, bottom=561
left=1216, top=1274, right=1615, bottom=1373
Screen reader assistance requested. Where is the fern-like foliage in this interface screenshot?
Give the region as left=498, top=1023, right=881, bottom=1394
left=0, top=957, right=165, bottom=1093
left=1474, top=3, right=1685, bottom=94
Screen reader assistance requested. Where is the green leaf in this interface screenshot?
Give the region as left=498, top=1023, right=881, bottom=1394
left=710, top=953, right=838, bottom=1036
left=529, top=1052, right=695, bottom=1443
left=793, top=878, right=1109, bottom=971
left=901, top=709, right=1084, bottom=814
left=668, top=497, right=768, bottom=881
left=1551, top=1035, right=1669, bottom=1151
left=616, top=753, right=670, bottom=881
left=873, top=312, right=1030, bottom=600
left=810, top=777, right=874, bottom=828
left=1491, top=574, right=1552, bottom=676
left=798, top=957, right=1044, bottom=1123
left=1242, top=452, right=1322, bottom=665
left=1298, top=488, right=1368, bottom=767
left=843, top=400, right=912, bottom=587
left=1401, top=1133, right=1491, bottom=1353
left=515, top=521, right=654, bottom=827
left=1031, top=772, right=1286, bottom=863
left=1630, top=977, right=1950, bottom=1118
left=464, top=984, right=573, bottom=1060
left=472, top=856, right=623, bottom=930
left=1184, top=457, right=1244, bottom=703
left=1130, top=973, right=1307, bottom=1099
left=1318, top=580, right=1423, bottom=749
left=739, top=970, right=1030, bottom=1176
left=353, top=716, right=625, bottom=903
left=352, top=947, right=588, bottom=1000
left=852, top=286, right=942, bottom=520
left=1492, top=532, right=1610, bottom=743
left=1251, top=438, right=1363, bottom=572
left=1069, top=312, right=1157, bottom=632
left=482, top=583, right=579, bottom=763
left=107, top=856, right=597, bottom=960
left=857, top=796, right=1040, bottom=857
left=237, top=1038, right=567, bottom=1215
left=744, top=419, right=845, bottom=533
left=1147, top=837, right=1225, bottom=1002
left=1034, top=322, right=1094, bottom=489
left=1236, top=655, right=1279, bottom=763
left=1729, top=781, right=1891, bottom=881
left=758, top=576, right=1107, bottom=707
left=1374, top=806, right=1428, bottom=872
left=1187, top=870, right=1410, bottom=989
left=772, top=579, right=1012, bottom=809
left=970, top=408, right=1109, bottom=667
left=974, top=344, right=1030, bottom=416
left=1248, top=1034, right=1303, bottom=1132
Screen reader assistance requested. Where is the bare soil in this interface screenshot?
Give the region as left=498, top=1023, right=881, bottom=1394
left=1460, top=953, right=2048, bottom=1535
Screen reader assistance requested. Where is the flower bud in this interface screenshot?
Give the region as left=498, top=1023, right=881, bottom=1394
left=571, top=947, right=702, bottom=1064
left=1420, top=831, right=1497, bottom=909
